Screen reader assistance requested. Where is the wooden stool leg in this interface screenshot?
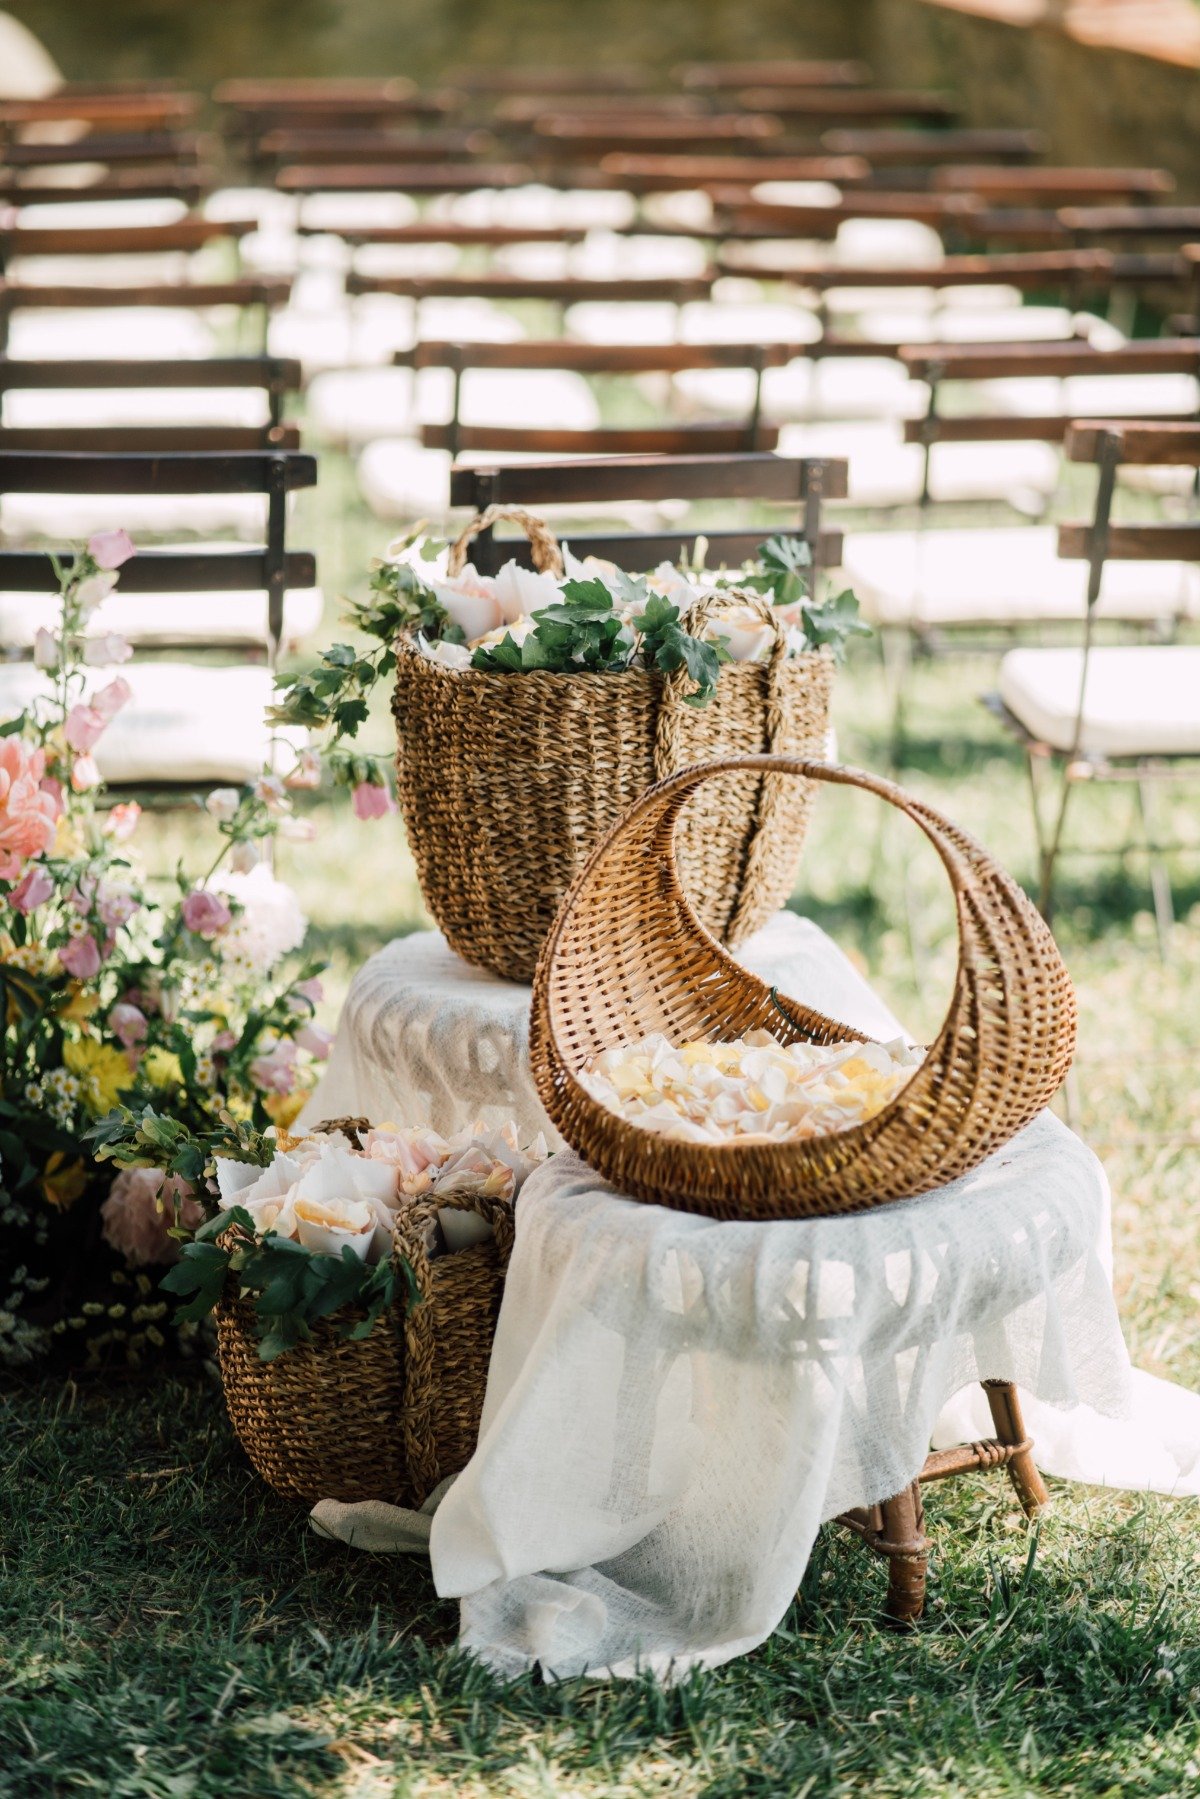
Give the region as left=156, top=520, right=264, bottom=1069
left=878, top=1480, right=928, bottom=1624
left=983, top=1379, right=1050, bottom=1518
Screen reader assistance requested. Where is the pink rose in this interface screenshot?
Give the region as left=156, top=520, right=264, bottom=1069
left=181, top=888, right=232, bottom=939
left=59, top=932, right=103, bottom=979
left=84, top=633, right=133, bottom=667
left=250, top=1038, right=298, bottom=1095
left=100, top=1169, right=200, bottom=1269
left=352, top=781, right=396, bottom=821
left=64, top=705, right=105, bottom=753
left=430, top=566, right=503, bottom=641
left=71, top=754, right=102, bottom=794
left=296, top=1022, right=333, bottom=1061
left=0, top=739, right=58, bottom=880
left=10, top=863, right=54, bottom=913
left=104, top=802, right=140, bottom=842
left=87, top=528, right=136, bottom=571
left=93, top=676, right=132, bottom=722
left=109, top=1001, right=148, bottom=1048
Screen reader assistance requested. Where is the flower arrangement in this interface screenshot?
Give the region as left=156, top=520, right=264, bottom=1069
left=271, top=530, right=868, bottom=768
left=0, top=534, right=331, bottom=1369
left=92, top=1114, right=546, bottom=1361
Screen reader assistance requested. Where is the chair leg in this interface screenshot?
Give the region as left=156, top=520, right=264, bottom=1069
left=1134, top=775, right=1175, bottom=960
left=878, top=1481, right=929, bottom=1624
left=982, top=1379, right=1049, bottom=1518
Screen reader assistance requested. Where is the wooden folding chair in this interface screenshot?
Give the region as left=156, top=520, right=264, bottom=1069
left=0, top=274, right=292, bottom=355
left=987, top=421, right=1200, bottom=950
left=823, top=127, right=1045, bottom=169
left=676, top=59, right=871, bottom=91
left=447, top=450, right=846, bottom=580
left=0, top=448, right=318, bottom=795
left=932, top=165, right=1175, bottom=205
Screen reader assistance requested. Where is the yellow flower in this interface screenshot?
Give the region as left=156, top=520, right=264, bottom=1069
left=264, top=1088, right=308, bottom=1130
left=141, top=1047, right=185, bottom=1092
left=42, top=1152, right=89, bottom=1211
left=59, top=986, right=101, bottom=1024
left=55, top=814, right=86, bottom=859
left=63, top=1036, right=133, bottom=1115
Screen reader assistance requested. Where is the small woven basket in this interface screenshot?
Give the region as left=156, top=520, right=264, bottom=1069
left=214, top=1119, right=514, bottom=1506
left=530, top=758, right=1077, bottom=1221
left=392, top=506, right=834, bottom=983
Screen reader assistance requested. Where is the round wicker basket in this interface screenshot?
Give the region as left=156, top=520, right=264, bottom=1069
left=529, top=757, right=1077, bottom=1221
left=392, top=507, right=835, bottom=984
left=214, top=1119, right=515, bottom=1506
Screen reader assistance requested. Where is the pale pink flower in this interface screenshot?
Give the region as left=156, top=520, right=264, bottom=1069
left=296, top=1022, right=333, bottom=1061
left=277, top=815, right=316, bottom=843
left=10, top=863, right=54, bottom=913
left=74, top=570, right=118, bottom=616
left=181, top=888, right=232, bottom=938
left=429, top=565, right=503, bottom=641
left=64, top=705, right=106, bottom=753
left=0, top=739, right=58, bottom=879
left=40, top=775, right=64, bottom=817
left=100, top=1168, right=200, bottom=1269
left=33, top=627, right=58, bottom=670
left=492, top=559, right=562, bottom=627
left=70, top=754, right=102, bottom=793
left=87, top=528, right=136, bottom=571
left=250, top=1037, right=299, bottom=1095
left=59, top=932, right=103, bottom=979
left=228, top=839, right=259, bottom=874
left=84, top=632, right=133, bottom=667
left=288, top=975, right=324, bottom=1011
left=285, top=748, right=322, bottom=791
left=211, top=1029, right=236, bottom=1054
left=96, top=880, right=139, bottom=931
left=93, top=676, right=132, bottom=722
left=104, top=802, right=141, bottom=842
left=204, top=787, right=240, bottom=824
left=254, top=773, right=288, bottom=814
left=352, top=781, right=395, bottom=821
left=109, top=1001, right=148, bottom=1048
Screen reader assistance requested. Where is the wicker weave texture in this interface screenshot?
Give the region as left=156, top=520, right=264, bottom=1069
left=393, top=511, right=834, bottom=983
left=529, top=756, right=1078, bottom=1221
left=214, top=1118, right=513, bottom=1506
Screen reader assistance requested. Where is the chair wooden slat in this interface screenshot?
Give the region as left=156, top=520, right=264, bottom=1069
left=214, top=77, right=418, bottom=106
left=1, top=132, right=207, bottom=169
left=717, top=249, right=1111, bottom=289
left=448, top=66, right=650, bottom=93
left=678, top=60, right=870, bottom=90
left=711, top=190, right=971, bottom=229
left=905, top=413, right=1191, bottom=446
left=0, top=448, right=316, bottom=493
left=900, top=338, right=1200, bottom=381
left=0, top=172, right=215, bottom=207
left=402, top=340, right=805, bottom=373
left=308, top=222, right=585, bottom=246
left=0, top=219, right=256, bottom=256
left=1065, top=420, right=1200, bottom=465
left=424, top=422, right=781, bottom=454
left=490, top=94, right=706, bottom=124
left=601, top=153, right=870, bottom=191
left=0, top=355, right=301, bottom=389
left=734, top=88, right=957, bottom=120
left=449, top=452, right=848, bottom=506
left=1060, top=205, right=1200, bottom=239
left=348, top=272, right=714, bottom=302
left=1057, top=522, right=1200, bottom=561
left=0, top=278, right=292, bottom=310
left=0, top=547, right=316, bottom=592
left=276, top=162, right=534, bottom=194
left=258, top=128, right=496, bottom=163
left=823, top=126, right=1044, bottom=165
left=0, top=95, right=197, bottom=130
left=0, top=424, right=301, bottom=452
left=545, top=526, right=843, bottom=567
left=532, top=116, right=785, bottom=154
left=935, top=166, right=1175, bottom=201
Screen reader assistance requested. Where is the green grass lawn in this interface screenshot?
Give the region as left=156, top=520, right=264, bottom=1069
left=3, top=445, right=1200, bottom=1797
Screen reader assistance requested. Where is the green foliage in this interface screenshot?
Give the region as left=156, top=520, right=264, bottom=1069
left=160, top=1205, right=415, bottom=1361
left=738, top=534, right=871, bottom=664
left=85, top=1104, right=274, bottom=1185
left=471, top=579, right=636, bottom=677
left=636, top=589, right=730, bottom=708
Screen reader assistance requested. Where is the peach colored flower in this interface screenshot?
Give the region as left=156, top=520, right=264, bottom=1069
left=100, top=1169, right=201, bottom=1268
left=0, top=739, right=58, bottom=880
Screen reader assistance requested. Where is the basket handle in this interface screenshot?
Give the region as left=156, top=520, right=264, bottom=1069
left=655, top=590, right=797, bottom=943
left=446, top=505, right=565, bottom=577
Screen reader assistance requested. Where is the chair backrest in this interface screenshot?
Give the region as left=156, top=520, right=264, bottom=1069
left=601, top=153, right=870, bottom=194
left=257, top=127, right=494, bottom=167
left=400, top=338, right=810, bottom=454
left=900, top=339, right=1200, bottom=455
left=347, top=271, right=714, bottom=305
left=0, top=355, right=304, bottom=452
left=0, top=448, right=316, bottom=656
left=932, top=166, right=1174, bottom=203
left=0, top=130, right=208, bottom=171
left=1060, top=422, right=1200, bottom=598
left=0, top=218, right=256, bottom=264
left=528, top=114, right=786, bottom=158
left=677, top=59, right=870, bottom=90
left=0, top=276, right=292, bottom=354
left=276, top=161, right=535, bottom=196
left=307, top=221, right=587, bottom=248
left=732, top=87, right=957, bottom=122
left=446, top=66, right=650, bottom=94
left=0, top=94, right=198, bottom=134
left=717, top=247, right=1113, bottom=298
left=447, top=452, right=847, bottom=577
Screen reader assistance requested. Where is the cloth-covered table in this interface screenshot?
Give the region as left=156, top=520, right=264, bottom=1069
left=304, top=916, right=1200, bottom=1680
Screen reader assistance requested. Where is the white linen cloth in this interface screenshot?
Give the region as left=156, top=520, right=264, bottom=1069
left=304, top=917, right=1200, bottom=1679
left=297, top=912, right=901, bottom=1145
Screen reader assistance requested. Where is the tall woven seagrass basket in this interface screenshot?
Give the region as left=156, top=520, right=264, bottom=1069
left=214, top=1121, right=514, bottom=1507
left=530, top=757, right=1077, bottom=1221
left=392, top=507, right=835, bottom=983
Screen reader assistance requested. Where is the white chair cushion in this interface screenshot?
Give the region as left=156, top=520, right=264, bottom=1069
left=0, top=660, right=306, bottom=785
left=3, top=388, right=268, bottom=429
left=842, top=527, right=1200, bottom=627
left=314, top=364, right=599, bottom=447
left=7, top=309, right=216, bottom=360
left=777, top=422, right=1059, bottom=509
left=999, top=645, right=1200, bottom=758
left=299, top=193, right=418, bottom=231
left=1, top=491, right=269, bottom=541
left=358, top=438, right=453, bottom=520
left=832, top=219, right=945, bottom=266
left=0, top=586, right=322, bottom=653
left=308, top=368, right=417, bottom=445
left=446, top=187, right=635, bottom=231
left=12, top=198, right=187, bottom=227
left=565, top=301, right=682, bottom=345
